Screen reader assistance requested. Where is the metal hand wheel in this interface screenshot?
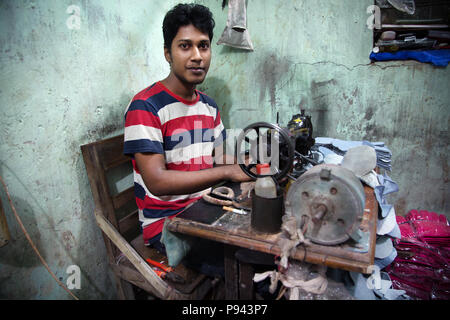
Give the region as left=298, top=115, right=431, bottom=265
left=235, top=122, right=294, bottom=181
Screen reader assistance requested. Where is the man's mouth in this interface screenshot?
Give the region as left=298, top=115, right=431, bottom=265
left=187, top=67, right=205, bottom=73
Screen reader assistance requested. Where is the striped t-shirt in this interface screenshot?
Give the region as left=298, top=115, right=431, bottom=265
left=123, top=81, right=226, bottom=245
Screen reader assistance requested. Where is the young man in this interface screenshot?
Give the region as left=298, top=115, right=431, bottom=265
left=123, top=4, right=251, bottom=251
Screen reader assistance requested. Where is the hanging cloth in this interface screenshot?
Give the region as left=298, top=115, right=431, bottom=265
left=217, top=0, right=254, bottom=51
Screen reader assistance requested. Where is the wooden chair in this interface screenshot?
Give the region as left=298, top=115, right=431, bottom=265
left=81, top=134, right=214, bottom=299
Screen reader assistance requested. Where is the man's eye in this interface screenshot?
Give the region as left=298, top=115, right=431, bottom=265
left=200, top=43, right=210, bottom=49
left=180, top=43, right=189, bottom=49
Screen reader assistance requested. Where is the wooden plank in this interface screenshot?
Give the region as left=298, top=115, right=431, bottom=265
left=172, top=215, right=371, bottom=263
left=81, top=134, right=128, bottom=171
left=103, top=155, right=131, bottom=172
left=96, top=135, right=129, bottom=171
left=0, top=195, right=11, bottom=248
left=93, top=208, right=173, bottom=299
left=238, top=262, right=254, bottom=300
left=118, top=209, right=139, bottom=235
left=167, top=219, right=372, bottom=274
left=110, top=263, right=160, bottom=296
left=106, top=221, right=210, bottom=299
left=81, top=144, right=120, bottom=264
left=81, top=144, right=119, bottom=228
left=365, top=186, right=379, bottom=266
left=224, top=245, right=239, bottom=300
left=112, top=187, right=135, bottom=210
left=117, top=278, right=136, bottom=300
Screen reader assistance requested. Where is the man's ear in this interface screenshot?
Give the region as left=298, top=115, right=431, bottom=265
left=164, top=47, right=172, bottom=65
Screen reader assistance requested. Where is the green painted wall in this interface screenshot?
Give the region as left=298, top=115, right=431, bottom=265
left=0, top=0, right=448, bottom=299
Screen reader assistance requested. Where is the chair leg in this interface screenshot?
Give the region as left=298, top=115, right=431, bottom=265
left=238, top=262, right=254, bottom=300
left=116, top=277, right=135, bottom=300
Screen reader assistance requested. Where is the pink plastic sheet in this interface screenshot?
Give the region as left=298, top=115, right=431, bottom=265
left=386, top=210, right=450, bottom=300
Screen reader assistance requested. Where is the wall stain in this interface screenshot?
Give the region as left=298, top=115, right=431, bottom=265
left=257, top=53, right=291, bottom=109
left=78, top=99, right=128, bottom=147
left=310, top=78, right=337, bottom=136
left=312, top=79, right=337, bottom=88
left=364, top=123, right=381, bottom=140
left=62, top=230, right=76, bottom=252
left=442, top=154, right=449, bottom=184
left=364, top=107, right=374, bottom=121
left=297, top=96, right=307, bottom=112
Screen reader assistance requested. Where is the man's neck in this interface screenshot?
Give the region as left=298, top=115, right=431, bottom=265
left=161, top=74, right=197, bottom=101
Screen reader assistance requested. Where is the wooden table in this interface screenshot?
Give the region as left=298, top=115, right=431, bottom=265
left=165, top=183, right=378, bottom=299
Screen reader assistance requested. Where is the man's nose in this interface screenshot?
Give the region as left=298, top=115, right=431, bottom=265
left=191, top=47, right=202, bottom=61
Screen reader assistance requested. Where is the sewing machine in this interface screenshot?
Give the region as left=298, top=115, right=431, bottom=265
left=234, top=111, right=368, bottom=247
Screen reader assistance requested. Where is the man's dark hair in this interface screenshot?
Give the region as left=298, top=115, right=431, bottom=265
left=163, top=3, right=215, bottom=52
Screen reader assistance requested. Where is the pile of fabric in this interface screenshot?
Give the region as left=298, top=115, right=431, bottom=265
left=314, top=137, right=392, bottom=171
left=386, top=210, right=450, bottom=300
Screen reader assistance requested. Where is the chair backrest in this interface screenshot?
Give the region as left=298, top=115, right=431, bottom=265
left=81, top=134, right=139, bottom=260
left=81, top=134, right=214, bottom=300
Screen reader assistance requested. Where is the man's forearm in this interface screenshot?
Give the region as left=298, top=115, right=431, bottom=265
left=142, top=165, right=233, bottom=196
left=135, top=152, right=250, bottom=196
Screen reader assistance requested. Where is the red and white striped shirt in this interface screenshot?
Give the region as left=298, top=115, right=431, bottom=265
left=123, top=81, right=225, bottom=245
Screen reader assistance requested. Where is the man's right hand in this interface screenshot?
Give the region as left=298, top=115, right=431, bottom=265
left=225, top=164, right=254, bottom=183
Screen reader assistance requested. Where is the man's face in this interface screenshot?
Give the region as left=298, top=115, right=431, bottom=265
left=165, top=24, right=211, bottom=86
